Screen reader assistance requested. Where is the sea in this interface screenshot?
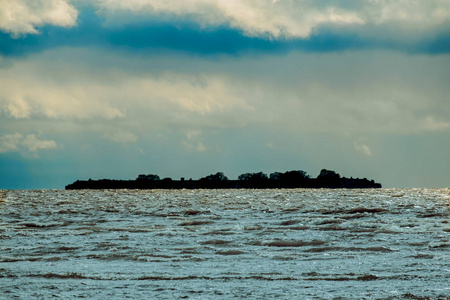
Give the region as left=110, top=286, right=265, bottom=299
left=1, top=188, right=449, bottom=299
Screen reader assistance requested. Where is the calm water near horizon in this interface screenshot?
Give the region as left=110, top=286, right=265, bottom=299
left=1, top=188, right=449, bottom=299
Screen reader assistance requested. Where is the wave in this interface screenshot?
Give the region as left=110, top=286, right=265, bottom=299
left=264, top=240, right=327, bottom=247
left=215, top=250, right=245, bottom=255
left=200, top=239, right=233, bottom=245
left=19, top=222, right=71, bottom=229
left=304, top=274, right=379, bottom=281
left=179, top=220, right=215, bottom=226
left=303, top=246, right=393, bottom=253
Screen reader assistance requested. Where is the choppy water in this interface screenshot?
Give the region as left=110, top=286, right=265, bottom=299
left=1, top=189, right=449, bottom=299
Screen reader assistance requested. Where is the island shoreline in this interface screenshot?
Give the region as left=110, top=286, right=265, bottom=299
left=66, top=169, right=382, bottom=190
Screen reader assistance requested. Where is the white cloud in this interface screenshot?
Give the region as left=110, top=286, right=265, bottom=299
left=7, top=97, right=31, bottom=119
left=0, top=0, right=78, bottom=36
left=0, top=51, right=251, bottom=122
left=0, top=55, right=125, bottom=120
left=96, top=0, right=364, bottom=38
left=1, top=48, right=449, bottom=149
left=372, top=0, right=450, bottom=25
left=183, top=141, right=207, bottom=152
left=0, top=133, right=57, bottom=154
left=96, top=0, right=450, bottom=39
left=0, top=133, right=22, bottom=153
left=1, top=0, right=446, bottom=39
left=197, top=141, right=207, bottom=152
left=186, top=130, right=203, bottom=140
left=131, top=72, right=251, bottom=115
left=104, top=131, right=138, bottom=143
left=20, top=134, right=57, bottom=152
left=182, top=130, right=207, bottom=152
left=422, top=116, right=450, bottom=132
left=354, top=141, right=373, bottom=157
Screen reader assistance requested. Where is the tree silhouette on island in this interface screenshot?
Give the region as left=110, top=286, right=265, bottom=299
left=65, top=169, right=382, bottom=189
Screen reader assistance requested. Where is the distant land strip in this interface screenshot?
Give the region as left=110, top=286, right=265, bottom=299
left=65, top=169, right=382, bottom=190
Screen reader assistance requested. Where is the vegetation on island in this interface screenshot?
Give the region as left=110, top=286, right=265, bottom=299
left=65, top=169, right=382, bottom=189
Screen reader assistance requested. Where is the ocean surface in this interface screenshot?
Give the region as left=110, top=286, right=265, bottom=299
left=1, top=188, right=449, bottom=299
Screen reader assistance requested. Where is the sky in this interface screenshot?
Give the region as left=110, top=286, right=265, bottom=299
left=0, top=0, right=449, bottom=189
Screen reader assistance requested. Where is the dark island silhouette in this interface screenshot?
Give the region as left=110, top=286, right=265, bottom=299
left=65, top=169, right=382, bottom=190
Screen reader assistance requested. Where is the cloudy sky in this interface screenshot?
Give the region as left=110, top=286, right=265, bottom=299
left=1, top=0, right=449, bottom=189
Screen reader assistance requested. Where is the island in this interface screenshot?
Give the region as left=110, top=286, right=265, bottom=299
left=65, top=169, right=382, bottom=190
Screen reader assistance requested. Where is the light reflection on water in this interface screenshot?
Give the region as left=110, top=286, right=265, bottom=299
left=0, top=188, right=449, bottom=299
